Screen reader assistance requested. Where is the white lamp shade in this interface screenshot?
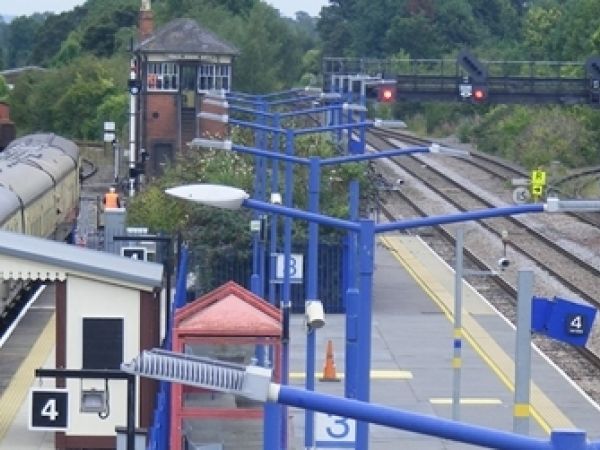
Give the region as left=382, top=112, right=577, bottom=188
left=165, top=184, right=249, bottom=210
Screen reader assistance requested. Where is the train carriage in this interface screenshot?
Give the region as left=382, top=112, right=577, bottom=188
left=0, top=133, right=81, bottom=307
left=0, top=185, right=22, bottom=232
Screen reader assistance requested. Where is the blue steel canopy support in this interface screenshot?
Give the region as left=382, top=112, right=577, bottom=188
left=345, top=181, right=360, bottom=400
left=305, top=157, right=321, bottom=447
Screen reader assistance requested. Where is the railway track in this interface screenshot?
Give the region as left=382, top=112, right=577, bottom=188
left=367, top=127, right=600, bottom=401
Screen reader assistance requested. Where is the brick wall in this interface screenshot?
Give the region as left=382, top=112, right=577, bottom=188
left=145, top=94, right=178, bottom=142
left=198, top=100, right=228, bottom=139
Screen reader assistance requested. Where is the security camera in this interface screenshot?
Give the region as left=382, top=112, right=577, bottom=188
left=305, top=300, right=325, bottom=330
left=497, top=257, right=510, bottom=270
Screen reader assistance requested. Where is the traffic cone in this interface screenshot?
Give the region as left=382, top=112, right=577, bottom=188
left=320, top=340, right=341, bottom=382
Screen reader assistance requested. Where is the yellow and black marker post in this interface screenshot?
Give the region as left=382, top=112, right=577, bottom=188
left=530, top=169, right=546, bottom=201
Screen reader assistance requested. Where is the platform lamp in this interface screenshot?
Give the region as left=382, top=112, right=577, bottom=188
left=124, top=348, right=597, bottom=450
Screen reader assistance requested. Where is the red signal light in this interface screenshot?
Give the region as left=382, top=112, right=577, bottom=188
left=378, top=85, right=396, bottom=103
left=473, top=87, right=487, bottom=102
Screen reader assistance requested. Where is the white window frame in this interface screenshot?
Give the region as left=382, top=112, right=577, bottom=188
left=198, top=63, right=231, bottom=93
left=147, top=62, right=179, bottom=92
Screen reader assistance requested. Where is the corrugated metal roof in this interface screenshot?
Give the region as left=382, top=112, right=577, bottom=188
left=135, top=18, right=238, bottom=55
left=0, top=230, right=163, bottom=289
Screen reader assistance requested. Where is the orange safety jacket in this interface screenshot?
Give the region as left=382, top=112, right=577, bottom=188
left=103, top=192, right=120, bottom=208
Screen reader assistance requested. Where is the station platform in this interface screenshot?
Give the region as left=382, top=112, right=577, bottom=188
left=1, top=234, right=599, bottom=449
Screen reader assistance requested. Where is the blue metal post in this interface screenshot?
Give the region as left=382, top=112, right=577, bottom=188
left=268, top=114, right=281, bottom=306
left=358, top=96, right=367, bottom=153
left=276, top=384, right=571, bottom=450
left=250, top=101, right=262, bottom=297
left=305, top=157, right=321, bottom=448
left=259, top=106, right=279, bottom=450
left=345, top=181, right=359, bottom=400
left=356, top=219, right=375, bottom=449
left=281, top=129, right=294, bottom=449
left=257, top=101, right=268, bottom=298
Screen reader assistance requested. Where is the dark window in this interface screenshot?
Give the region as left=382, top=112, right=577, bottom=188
left=82, top=318, right=123, bottom=369
left=152, top=142, right=174, bottom=176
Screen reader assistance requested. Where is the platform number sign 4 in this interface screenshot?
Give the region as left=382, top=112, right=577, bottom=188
left=566, top=313, right=586, bottom=335
left=29, top=388, right=69, bottom=431
left=315, top=412, right=356, bottom=448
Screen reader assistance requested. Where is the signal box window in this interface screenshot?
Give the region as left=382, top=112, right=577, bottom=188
left=198, top=64, right=231, bottom=92
left=147, top=62, right=179, bottom=92
left=82, top=318, right=123, bottom=369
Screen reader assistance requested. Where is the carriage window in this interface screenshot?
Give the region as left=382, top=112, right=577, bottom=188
left=147, top=62, right=179, bottom=92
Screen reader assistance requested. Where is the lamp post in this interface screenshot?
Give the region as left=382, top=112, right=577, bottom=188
left=124, top=348, right=598, bottom=450
left=164, top=185, right=599, bottom=449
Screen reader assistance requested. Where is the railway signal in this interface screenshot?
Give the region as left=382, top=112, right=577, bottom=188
left=472, top=86, right=487, bottom=103
left=457, top=49, right=488, bottom=83
left=378, top=84, right=396, bottom=103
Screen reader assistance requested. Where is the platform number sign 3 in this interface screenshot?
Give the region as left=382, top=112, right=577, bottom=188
left=315, top=412, right=356, bottom=448
left=29, top=388, right=69, bottom=431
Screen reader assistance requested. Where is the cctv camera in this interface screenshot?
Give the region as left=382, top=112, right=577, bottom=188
left=497, top=257, right=510, bottom=270
left=305, top=300, right=325, bottom=330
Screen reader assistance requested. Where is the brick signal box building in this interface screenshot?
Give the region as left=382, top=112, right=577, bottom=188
left=133, top=3, right=238, bottom=177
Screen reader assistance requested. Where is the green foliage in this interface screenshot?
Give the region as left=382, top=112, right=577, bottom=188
left=95, top=93, right=129, bottom=136
left=127, top=146, right=256, bottom=250
left=318, top=0, right=524, bottom=58
left=126, top=183, right=188, bottom=232
left=228, top=3, right=293, bottom=92
left=0, top=18, right=8, bottom=70
left=0, top=76, right=9, bottom=102
left=30, top=9, right=87, bottom=66
left=9, top=56, right=121, bottom=138
left=466, top=105, right=599, bottom=169
left=52, top=34, right=82, bottom=66
left=6, top=15, right=44, bottom=67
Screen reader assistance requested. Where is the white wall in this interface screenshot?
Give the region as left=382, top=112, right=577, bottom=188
left=65, top=275, right=140, bottom=436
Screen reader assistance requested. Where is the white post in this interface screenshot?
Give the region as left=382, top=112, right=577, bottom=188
left=452, top=226, right=464, bottom=420
left=129, top=60, right=137, bottom=198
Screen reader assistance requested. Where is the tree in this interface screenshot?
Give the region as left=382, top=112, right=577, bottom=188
left=6, top=15, right=43, bottom=68
left=317, top=1, right=356, bottom=56
left=231, top=3, right=286, bottom=92
left=30, top=7, right=87, bottom=66
left=0, top=75, right=9, bottom=102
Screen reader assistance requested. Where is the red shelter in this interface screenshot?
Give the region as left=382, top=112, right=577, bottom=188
left=170, top=281, right=282, bottom=450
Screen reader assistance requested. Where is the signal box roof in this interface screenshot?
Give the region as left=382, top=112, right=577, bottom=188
left=135, top=18, right=238, bottom=55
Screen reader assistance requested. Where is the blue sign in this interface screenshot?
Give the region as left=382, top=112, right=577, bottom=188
left=531, top=296, right=596, bottom=346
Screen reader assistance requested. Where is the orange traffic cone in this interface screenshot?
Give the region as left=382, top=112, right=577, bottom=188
left=320, top=340, right=341, bottom=382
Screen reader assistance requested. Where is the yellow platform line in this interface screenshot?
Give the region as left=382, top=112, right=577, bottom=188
left=0, top=314, right=55, bottom=440
left=430, top=398, right=503, bottom=405
left=290, top=370, right=413, bottom=380
left=382, top=235, right=574, bottom=434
